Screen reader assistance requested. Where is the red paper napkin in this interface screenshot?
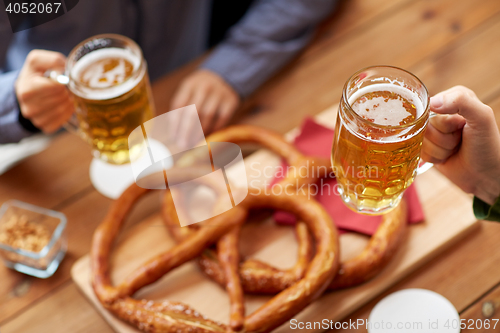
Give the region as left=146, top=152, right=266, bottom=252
left=271, top=117, right=424, bottom=235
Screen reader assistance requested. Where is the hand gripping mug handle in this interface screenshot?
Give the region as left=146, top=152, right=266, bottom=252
left=416, top=111, right=437, bottom=175
left=44, top=70, right=80, bottom=134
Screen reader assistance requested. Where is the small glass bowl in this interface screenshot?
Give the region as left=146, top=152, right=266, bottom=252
left=0, top=200, right=67, bottom=278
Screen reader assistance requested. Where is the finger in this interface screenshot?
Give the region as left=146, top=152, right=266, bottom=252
left=190, top=82, right=210, bottom=112
left=58, top=98, right=76, bottom=120
left=420, top=151, right=444, bottom=165
left=25, top=50, right=66, bottom=73
left=18, top=75, right=67, bottom=103
left=170, top=82, right=193, bottom=110
left=35, top=87, right=71, bottom=107
left=176, top=84, right=210, bottom=147
left=429, top=114, right=466, bottom=134
left=36, top=84, right=71, bottom=105
left=421, top=139, right=455, bottom=164
left=32, top=101, right=73, bottom=133
left=188, top=107, right=206, bottom=147
left=177, top=108, right=201, bottom=149
left=430, top=86, right=493, bottom=127
left=165, top=108, right=183, bottom=149
left=212, top=98, right=238, bottom=131
left=34, top=98, right=73, bottom=126
left=46, top=104, right=75, bottom=133
left=199, top=93, right=221, bottom=133
left=425, top=123, right=463, bottom=150
left=20, top=89, right=72, bottom=119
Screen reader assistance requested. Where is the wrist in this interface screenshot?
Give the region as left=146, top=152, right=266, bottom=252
left=14, top=90, right=40, bottom=134
left=474, top=174, right=500, bottom=206
left=17, top=108, right=41, bottom=133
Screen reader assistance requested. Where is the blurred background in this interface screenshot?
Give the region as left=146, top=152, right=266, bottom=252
left=1, top=0, right=500, bottom=332
left=226, top=0, right=500, bottom=132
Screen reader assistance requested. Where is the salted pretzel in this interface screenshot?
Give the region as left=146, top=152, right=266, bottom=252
left=91, top=179, right=340, bottom=333
left=162, top=125, right=407, bottom=294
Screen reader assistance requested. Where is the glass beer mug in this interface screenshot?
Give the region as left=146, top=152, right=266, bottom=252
left=48, top=34, right=154, bottom=164
left=331, top=66, right=431, bottom=215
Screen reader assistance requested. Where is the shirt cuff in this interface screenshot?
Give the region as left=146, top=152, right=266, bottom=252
left=17, top=99, right=41, bottom=133
left=0, top=70, right=37, bottom=143
left=473, top=195, right=500, bottom=222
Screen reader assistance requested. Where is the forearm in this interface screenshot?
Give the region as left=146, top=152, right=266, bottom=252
left=471, top=131, right=500, bottom=221
left=473, top=127, right=500, bottom=205
left=475, top=177, right=500, bottom=206
left=202, top=0, right=337, bottom=97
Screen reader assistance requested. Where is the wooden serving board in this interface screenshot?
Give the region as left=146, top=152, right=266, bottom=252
left=72, top=105, right=479, bottom=332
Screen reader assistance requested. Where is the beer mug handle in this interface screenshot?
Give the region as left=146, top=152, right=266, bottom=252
left=45, top=70, right=69, bottom=85
left=44, top=70, right=80, bottom=134
left=416, top=111, right=438, bottom=175
left=417, top=160, right=433, bottom=175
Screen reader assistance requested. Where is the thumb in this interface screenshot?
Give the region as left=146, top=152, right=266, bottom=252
left=25, top=50, right=66, bottom=74
left=430, top=86, right=493, bottom=128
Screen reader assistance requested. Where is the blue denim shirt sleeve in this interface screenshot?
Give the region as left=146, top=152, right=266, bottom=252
left=0, top=7, right=33, bottom=143
left=201, top=0, right=338, bottom=97
left=0, top=69, right=34, bottom=144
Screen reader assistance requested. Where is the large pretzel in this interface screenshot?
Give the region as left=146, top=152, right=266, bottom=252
left=91, top=183, right=340, bottom=332
left=162, top=125, right=407, bottom=294
left=91, top=124, right=406, bottom=332
left=185, top=199, right=407, bottom=292
left=162, top=126, right=327, bottom=294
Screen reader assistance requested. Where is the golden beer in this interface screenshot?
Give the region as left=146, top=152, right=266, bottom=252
left=67, top=35, right=154, bottom=164
left=331, top=67, right=430, bottom=214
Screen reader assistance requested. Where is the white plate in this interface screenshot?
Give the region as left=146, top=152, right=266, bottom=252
left=368, top=289, right=460, bottom=333
left=89, top=139, right=171, bottom=199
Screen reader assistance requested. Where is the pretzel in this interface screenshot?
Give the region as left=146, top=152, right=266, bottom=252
left=182, top=199, right=406, bottom=293
left=91, top=183, right=340, bottom=333
left=177, top=125, right=332, bottom=188
left=218, top=226, right=245, bottom=331
left=162, top=125, right=407, bottom=294
left=328, top=199, right=407, bottom=290
left=91, top=124, right=407, bottom=332
left=166, top=124, right=328, bottom=284
left=162, top=189, right=314, bottom=294
left=162, top=125, right=329, bottom=297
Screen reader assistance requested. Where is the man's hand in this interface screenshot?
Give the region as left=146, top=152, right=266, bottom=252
left=15, top=50, right=75, bottom=134
left=421, top=85, right=500, bottom=205
left=170, top=69, right=240, bottom=145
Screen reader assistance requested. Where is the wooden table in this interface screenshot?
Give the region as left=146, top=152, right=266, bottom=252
left=1, top=0, right=500, bottom=332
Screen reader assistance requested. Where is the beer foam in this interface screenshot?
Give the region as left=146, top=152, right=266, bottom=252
left=70, top=48, right=142, bottom=100
left=348, top=84, right=424, bottom=126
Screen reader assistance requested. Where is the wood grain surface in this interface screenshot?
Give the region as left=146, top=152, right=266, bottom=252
left=70, top=107, right=478, bottom=333
left=1, top=0, right=500, bottom=332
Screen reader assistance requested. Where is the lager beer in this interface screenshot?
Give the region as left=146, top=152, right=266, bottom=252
left=67, top=35, right=154, bottom=164
left=331, top=67, right=430, bottom=214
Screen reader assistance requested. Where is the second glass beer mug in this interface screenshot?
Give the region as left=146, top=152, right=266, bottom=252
left=331, top=66, right=431, bottom=215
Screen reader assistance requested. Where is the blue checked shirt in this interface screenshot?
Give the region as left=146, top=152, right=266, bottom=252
left=0, top=0, right=336, bottom=143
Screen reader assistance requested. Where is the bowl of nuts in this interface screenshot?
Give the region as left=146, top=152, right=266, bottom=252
left=0, top=200, right=67, bottom=278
